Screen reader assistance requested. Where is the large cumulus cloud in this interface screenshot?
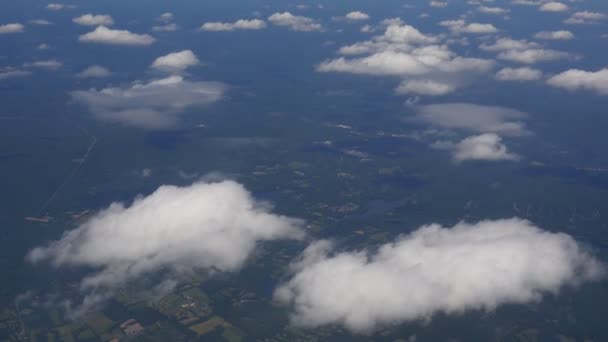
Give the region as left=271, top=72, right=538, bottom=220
left=29, top=180, right=305, bottom=312
left=275, top=218, right=603, bottom=333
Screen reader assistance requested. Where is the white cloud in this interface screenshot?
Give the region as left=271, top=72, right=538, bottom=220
left=318, top=22, right=493, bottom=95
left=534, top=30, right=574, bottom=40
left=396, top=79, right=456, bottom=96
left=413, top=103, right=529, bottom=136
left=268, top=12, right=323, bottom=32
left=430, top=1, right=448, bottom=8
left=200, top=19, right=267, bottom=32
left=46, top=3, right=64, bottom=11
left=71, top=76, right=225, bottom=129
left=29, top=180, right=305, bottom=314
left=0, top=68, right=31, bottom=80
left=511, top=0, right=542, bottom=5
left=495, top=67, right=543, bottom=81
left=547, top=68, right=608, bottom=95
left=480, top=37, right=538, bottom=51
left=153, top=12, right=178, bottom=31
left=151, top=50, right=200, bottom=72
left=440, top=19, right=498, bottom=34
left=73, top=14, right=114, bottom=26
left=79, top=26, right=155, bottom=45
left=76, top=65, right=112, bottom=78
left=276, top=218, right=603, bottom=332
left=383, top=23, right=437, bottom=44
left=480, top=37, right=572, bottom=64
left=318, top=51, right=492, bottom=76
left=498, top=48, right=572, bottom=64
left=564, top=11, right=607, bottom=24
left=539, top=2, right=569, bottom=12
left=140, top=168, right=152, bottom=177
left=432, top=133, right=520, bottom=162
left=159, top=12, right=174, bottom=22
left=29, top=19, right=53, bottom=26
left=478, top=6, right=510, bottom=15
left=345, top=11, right=370, bottom=21
left=153, top=23, right=178, bottom=32
left=0, top=23, right=24, bottom=34
left=23, top=60, right=62, bottom=70
left=317, top=51, right=430, bottom=76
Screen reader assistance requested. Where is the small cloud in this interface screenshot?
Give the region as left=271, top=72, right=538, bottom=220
left=495, top=67, right=543, bottom=81
left=159, top=12, right=174, bottom=22
left=152, top=12, right=178, bottom=31
left=440, top=19, right=498, bottom=34
left=71, top=76, right=225, bottom=129
left=396, top=79, right=456, bottom=96
left=268, top=12, right=323, bottom=32
left=79, top=26, right=155, bottom=45
left=547, top=68, right=608, bottom=95
left=478, top=6, right=510, bottom=15
left=73, top=14, right=114, bottom=26
left=539, top=2, right=569, bottom=12
left=200, top=19, right=267, bottom=32
left=0, top=23, right=24, bottom=34
left=29, top=19, right=53, bottom=25
left=24, top=59, right=62, bottom=70
left=564, top=11, right=607, bottom=24
left=345, top=11, right=370, bottom=21
left=46, top=3, right=64, bottom=11
left=0, top=68, right=31, bottom=80
left=412, top=103, right=529, bottom=136
left=152, top=23, right=178, bottom=32
left=480, top=37, right=573, bottom=64
left=480, top=37, right=538, bottom=51
left=151, top=50, right=200, bottom=72
left=498, top=49, right=573, bottom=64
left=432, top=133, right=520, bottom=162
left=76, top=65, right=112, bottom=78
left=534, top=30, right=574, bottom=40
left=429, top=1, right=448, bottom=8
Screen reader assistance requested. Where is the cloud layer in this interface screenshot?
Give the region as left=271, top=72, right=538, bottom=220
left=276, top=218, right=603, bottom=332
